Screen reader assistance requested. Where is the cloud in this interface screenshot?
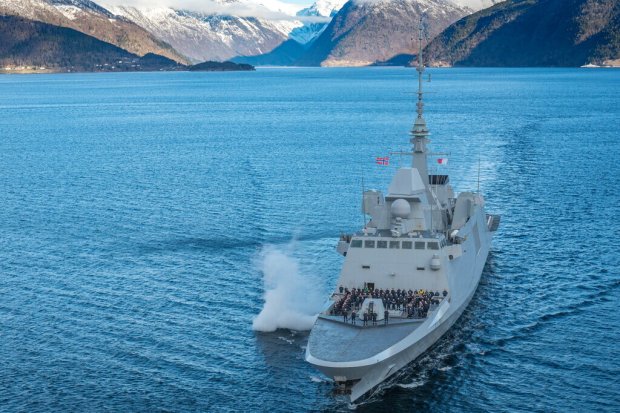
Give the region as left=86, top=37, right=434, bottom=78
left=100, top=0, right=329, bottom=22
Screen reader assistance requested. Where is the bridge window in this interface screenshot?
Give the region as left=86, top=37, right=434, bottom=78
left=415, top=241, right=425, bottom=250
left=377, top=240, right=387, bottom=248
left=351, top=240, right=362, bottom=248
left=428, top=242, right=439, bottom=250
left=389, top=241, right=400, bottom=249
left=402, top=241, right=412, bottom=249
left=364, top=240, right=375, bottom=248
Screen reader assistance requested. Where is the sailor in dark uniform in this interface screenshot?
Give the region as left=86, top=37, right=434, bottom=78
left=384, top=310, right=389, bottom=325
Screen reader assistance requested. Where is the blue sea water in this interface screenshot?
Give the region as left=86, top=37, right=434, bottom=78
left=0, top=68, right=619, bottom=412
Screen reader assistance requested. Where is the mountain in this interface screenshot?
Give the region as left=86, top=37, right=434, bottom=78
left=0, top=15, right=255, bottom=73
left=231, top=0, right=346, bottom=65
left=0, top=0, right=188, bottom=63
left=289, top=0, right=348, bottom=44
left=232, top=38, right=306, bottom=65
left=107, top=0, right=348, bottom=64
left=424, top=0, right=620, bottom=67
left=0, top=15, right=181, bottom=72
left=295, top=0, right=470, bottom=66
left=106, top=4, right=301, bottom=63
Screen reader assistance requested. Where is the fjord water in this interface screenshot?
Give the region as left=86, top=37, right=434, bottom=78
left=1, top=68, right=619, bottom=412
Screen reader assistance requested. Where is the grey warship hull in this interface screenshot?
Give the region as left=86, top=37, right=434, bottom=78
left=306, top=227, right=492, bottom=401
left=304, top=20, right=499, bottom=402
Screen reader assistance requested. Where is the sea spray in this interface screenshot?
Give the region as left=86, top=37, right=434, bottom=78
left=252, top=244, right=325, bottom=332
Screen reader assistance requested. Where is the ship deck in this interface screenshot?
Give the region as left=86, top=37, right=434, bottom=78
left=307, top=316, right=425, bottom=363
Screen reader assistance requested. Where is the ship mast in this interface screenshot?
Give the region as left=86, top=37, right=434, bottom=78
left=411, top=17, right=430, bottom=186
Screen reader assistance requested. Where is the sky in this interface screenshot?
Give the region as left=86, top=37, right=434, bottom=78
left=281, top=0, right=312, bottom=5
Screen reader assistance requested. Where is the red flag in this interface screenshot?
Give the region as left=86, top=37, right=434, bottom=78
left=376, top=156, right=389, bottom=166
left=437, top=157, right=448, bottom=165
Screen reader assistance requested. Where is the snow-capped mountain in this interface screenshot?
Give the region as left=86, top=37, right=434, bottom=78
left=300, top=0, right=349, bottom=17
left=107, top=5, right=302, bottom=63
left=0, top=0, right=504, bottom=66
left=105, top=0, right=347, bottom=63
left=0, top=0, right=187, bottom=62
left=297, top=0, right=471, bottom=66
left=289, top=0, right=347, bottom=44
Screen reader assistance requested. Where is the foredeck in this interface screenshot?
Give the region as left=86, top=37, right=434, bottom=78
left=307, top=316, right=424, bottom=363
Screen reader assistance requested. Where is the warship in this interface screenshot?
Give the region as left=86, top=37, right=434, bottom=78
left=304, top=22, right=500, bottom=402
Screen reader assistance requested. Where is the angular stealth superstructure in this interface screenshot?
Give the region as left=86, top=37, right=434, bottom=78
left=305, top=21, right=500, bottom=402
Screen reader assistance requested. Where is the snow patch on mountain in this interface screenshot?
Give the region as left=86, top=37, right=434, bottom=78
left=448, top=0, right=503, bottom=12
left=55, top=5, right=83, bottom=19
left=298, top=0, right=347, bottom=18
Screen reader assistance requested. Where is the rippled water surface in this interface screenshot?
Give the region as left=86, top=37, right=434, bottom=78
left=1, top=68, right=619, bottom=412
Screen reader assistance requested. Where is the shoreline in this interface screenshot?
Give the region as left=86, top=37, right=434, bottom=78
left=2, top=65, right=618, bottom=75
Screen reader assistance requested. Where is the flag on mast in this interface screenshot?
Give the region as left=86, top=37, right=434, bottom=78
left=376, top=156, right=389, bottom=166
left=437, top=157, right=448, bottom=165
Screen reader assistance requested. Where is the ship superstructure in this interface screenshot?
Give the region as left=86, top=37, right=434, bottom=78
left=304, top=21, right=500, bottom=402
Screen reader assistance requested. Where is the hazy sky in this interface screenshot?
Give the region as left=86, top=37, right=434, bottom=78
left=280, top=0, right=312, bottom=5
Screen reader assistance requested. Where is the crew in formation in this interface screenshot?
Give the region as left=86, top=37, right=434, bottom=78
left=331, top=286, right=448, bottom=325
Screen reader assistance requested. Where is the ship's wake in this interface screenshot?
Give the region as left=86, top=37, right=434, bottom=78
left=252, top=244, right=324, bottom=332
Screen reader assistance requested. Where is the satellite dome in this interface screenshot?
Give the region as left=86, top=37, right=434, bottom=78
left=391, top=199, right=411, bottom=219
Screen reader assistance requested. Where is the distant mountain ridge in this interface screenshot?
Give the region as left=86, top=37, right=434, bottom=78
left=0, top=15, right=254, bottom=73
left=106, top=5, right=300, bottom=63
left=232, top=39, right=307, bottom=66
left=3, top=0, right=614, bottom=68
left=0, top=15, right=178, bottom=71
left=295, top=0, right=470, bottom=66
left=107, top=0, right=348, bottom=63
left=424, top=0, right=620, bottom=67
left=0, top=0, right=188, bottom=63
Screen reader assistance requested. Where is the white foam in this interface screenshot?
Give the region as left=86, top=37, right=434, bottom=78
left=309, top=375, right=324, bottom=383
left=397, top=379, right=426, bottom=389
left=252, top=244, right=324, bottom=332
left=277, top=336, right=294, bottom=344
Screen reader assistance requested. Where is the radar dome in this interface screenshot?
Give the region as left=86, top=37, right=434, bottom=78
left=391, top=199, right=411, bottom=219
